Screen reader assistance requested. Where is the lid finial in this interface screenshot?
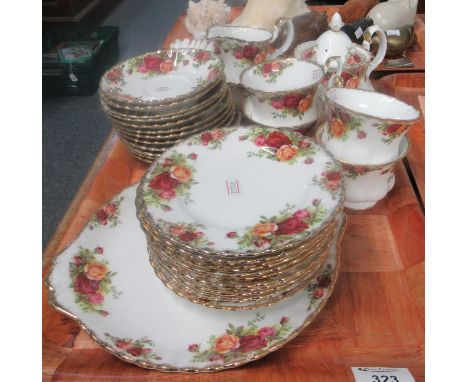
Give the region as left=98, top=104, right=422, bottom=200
left=329, top=12, right=344, bottom=32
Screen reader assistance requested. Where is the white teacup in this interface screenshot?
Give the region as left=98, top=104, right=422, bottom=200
left=323, top=87, right=419, bottom=165
left=316, top=123, right=410, bottom=210
left=240, top=58, right=341, bottom=128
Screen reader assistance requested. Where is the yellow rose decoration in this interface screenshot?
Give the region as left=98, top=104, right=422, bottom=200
left=213, top=334, right=240, bottom=353
left=297, top=95, right=312, bottom=113
left=170, top=165, right=192, bottom=183
left=330, top=118, right=345, bottom=137
left=84, top=262, right=108, bottom=281
left=251, top=223, right=278, bottom=237
left=276, top=145, right=299, bottom=162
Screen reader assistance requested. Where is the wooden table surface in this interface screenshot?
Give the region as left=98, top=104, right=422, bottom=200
left=43, top=6, right=425, bottom=381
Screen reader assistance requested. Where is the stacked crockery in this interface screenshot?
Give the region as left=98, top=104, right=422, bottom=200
left=316, top=87, right=420, bottom=210
left=99, top=49, right=239, bottom=163
left=136, top=126, right=345, bottom=310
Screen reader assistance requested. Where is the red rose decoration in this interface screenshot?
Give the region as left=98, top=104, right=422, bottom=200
left=72, top=256, right=84, bottom=265
left=188, top=344, right=199, bottom=352
left=115, top=340, right=132, bottom=349
left=149, top=172, right=180, bottom=192
left=194, top=51, right=211, bottom=61
left=242, top=45, right=261, bottom=62
left=255, top=135, right=267, bottom=146
left=74, top=272, right=100, bottom=295
left=106, top=69, right=121, bottom=82
left=253, top=238, right=271, bottom=248
left=357, top=130, right=367, bottom=139
left=282, top=93, right=305, bottom=109
left=226, top=231, right=238, bottom=238
left=299, top=140, right=311, bottom=149
left=262, top=63, right=273, bottom=75
left=275, top=216, right=308, bottom=236
left=87, top=292, right=104, bottom=304
left=257, top=327, right=276, bottom=339
left=188, top=153, right=197, bottom=160
left=234, top=50, right=243, bottom=59
left=265, top=131, right=292, bottom=149
left=385, top=124, right=401, bottom=134
left=280, top=316, right=289, bottom=325
left=179, top=231, right=198, bottom=242
left=144, top=55, right=163, bottom=71
left=209, top=353, right=225, bottom=363
left=238, top=335, right=267, bottom=353
left=127, top=347, right=146, bottom=357
left=94, top=246, right=104, bottom=254
left=313, top=287, right=325, bottom=298
left=201, top=132, right=213, bottom=145
left=96, top=209, right=108, bottom=225
left=340, top=71, right=352, bottom=82
left=271, top=100, right=283, bottom=110
left=159, top=189, right=176, bottom=200
left=325, top=171, right=341, bottom=181
left=293, top=209, right=310, bottom=219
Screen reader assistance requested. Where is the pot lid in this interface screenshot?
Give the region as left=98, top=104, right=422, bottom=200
left=313, top=13, right=352, bottom=65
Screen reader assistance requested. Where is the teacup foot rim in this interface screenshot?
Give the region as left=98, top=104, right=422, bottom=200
left=344, top=200, right=378, bottom=210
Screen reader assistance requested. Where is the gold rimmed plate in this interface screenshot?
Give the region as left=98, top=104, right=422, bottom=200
left=45, top=182, right=346, bottom=372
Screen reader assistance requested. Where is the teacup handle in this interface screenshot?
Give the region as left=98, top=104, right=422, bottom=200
left=323, top=56, right=343, bottom=89
left=269, top=18, right=295, bottom=59
left=363, top=25, right=387, bottom=80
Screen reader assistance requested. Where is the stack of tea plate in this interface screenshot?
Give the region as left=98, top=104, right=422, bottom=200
left=99, top=49, right=239, bottom=163
left=136, top=126, right=345, bottom=310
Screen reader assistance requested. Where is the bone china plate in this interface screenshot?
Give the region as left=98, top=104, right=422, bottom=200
left=46, top=184, right=345, bottom=372
left=100, top=49, right=223, bottom=103
left=138, top=126, right=344, bottom=254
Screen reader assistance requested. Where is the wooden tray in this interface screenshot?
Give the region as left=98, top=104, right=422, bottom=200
left=43, top=7, right=425, bottom=381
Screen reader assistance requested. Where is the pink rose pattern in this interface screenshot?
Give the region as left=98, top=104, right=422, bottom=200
left=312, top=161, right=343, bottom=200
left=103, top=50, right=221, bottom=101
left=104, top=65, right=126, bottom=86
left=68, top=246, right=121, bottom=316
left=156, top=220, right=214, bottom=248
left=105, top=333, right=162, bottom=361
left=142, top=152, right=197, bottom=211
left=226, top=201, right=328, bottom=250
left=327, top=106, right=365, bottom=141
left=374, top=121, right=412, bottom=144
left=225, top=42, right=268, bottom=68
left=307, top=263, right=333, bottom=311
left=320, top=49, right=367, bottom=89
left=252, top=60, right=293, bottom=83
left=188, top=128, right=235, bottom=150
left=189, top=313, right=291, bottom=365
left=301, top=48, right=317, bottom=61
left=266, top=92, right=314, bottom=120
left=241, top=127, right=317, bottom=165
left=88, top=196, right=124, bottom=230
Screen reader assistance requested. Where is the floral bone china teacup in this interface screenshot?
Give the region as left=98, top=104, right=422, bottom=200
left=206, top=23, right=294, bottom=84
left=323, top=87, right=419, bottom=165
left=316, top=124, right=410, bottom=210
left=240, top=58, right=341, bottom=128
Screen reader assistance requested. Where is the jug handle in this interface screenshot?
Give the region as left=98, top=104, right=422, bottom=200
left=363, top=25, right=387, bottom=80
left=269, top=18, right=295, bottom=59
left=323, top=56, right=343, bottom=89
